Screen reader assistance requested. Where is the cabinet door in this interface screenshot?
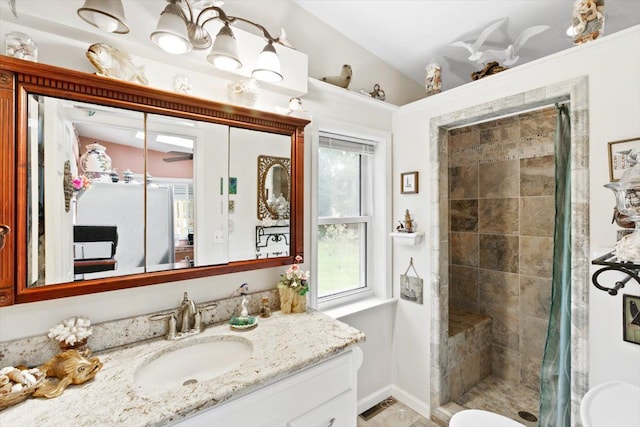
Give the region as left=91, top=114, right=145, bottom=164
left=0, top=68, right=15, bottom=306
left=288, top=391, right=356, bottom=427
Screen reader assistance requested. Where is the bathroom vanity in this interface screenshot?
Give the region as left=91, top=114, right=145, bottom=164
left=0, top=310, right=364, bottom=426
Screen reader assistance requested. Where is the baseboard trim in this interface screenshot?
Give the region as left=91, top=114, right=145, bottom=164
left=357, top=385, right=394, bottom=414
left=390, top=385, right=431, bottom=419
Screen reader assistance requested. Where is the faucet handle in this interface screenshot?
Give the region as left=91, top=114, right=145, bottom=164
left=197, top=301, right=219, bottom=311
left=150, top=311, right=178, bottom=340
left=149, top=311, right=174, bottom=321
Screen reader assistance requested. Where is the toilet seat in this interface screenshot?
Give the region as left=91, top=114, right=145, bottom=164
left=449, top=409, right=526, bottom=427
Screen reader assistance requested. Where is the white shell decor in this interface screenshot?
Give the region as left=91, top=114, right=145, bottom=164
left=571, top=0, right=605, bottom=45
left=614, top=232, right=640, bottom=263
left=227, top=78, right=259, bottom=107
left=86, top=43, right=148, bottom=85
left=5, top=31, right=37, bottom=62
left=47, top=316, right=93, bottom=348
left=80, top=142, right=112, bottom=181
left=173, top=74, right=193, bottom=95
left=425, top=63, right=442, bottom=96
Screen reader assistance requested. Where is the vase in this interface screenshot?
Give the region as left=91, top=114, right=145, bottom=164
left=58, top=338, right=88, bottom=351
left=605, top=149, right=640, bottom=263
left=424, top=63, right=442, bottom=96
left=571, top=0, right=605, bottom=45
left=278, top=285, right=307, bottom=314
left=80, top=142, right=112, bottom=179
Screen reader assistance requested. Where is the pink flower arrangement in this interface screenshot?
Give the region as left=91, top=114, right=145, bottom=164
left=278, top=255, right=309, bottom=296
left=71, top=175, right=90, bottom=192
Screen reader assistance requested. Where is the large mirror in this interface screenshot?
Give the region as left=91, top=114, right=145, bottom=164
left=2, top=57, right=308, bottom=304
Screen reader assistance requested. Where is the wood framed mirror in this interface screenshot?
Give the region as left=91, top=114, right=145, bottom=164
left=257, top=155, right=291, bottom=221
left=0, top=56, right=309, bottom=305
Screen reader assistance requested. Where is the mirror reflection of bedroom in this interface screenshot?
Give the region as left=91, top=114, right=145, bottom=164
left=27, top=96, right=201, bottom=286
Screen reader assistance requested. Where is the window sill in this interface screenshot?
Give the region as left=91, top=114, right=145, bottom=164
left=321, top=296, right=397, bottom=320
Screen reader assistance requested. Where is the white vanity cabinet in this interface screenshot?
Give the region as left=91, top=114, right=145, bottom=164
left=173, top=347, right=362, bottom=427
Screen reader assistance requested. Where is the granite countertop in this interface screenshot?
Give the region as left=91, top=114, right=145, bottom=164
left=0, top=310, right=365, bottom=427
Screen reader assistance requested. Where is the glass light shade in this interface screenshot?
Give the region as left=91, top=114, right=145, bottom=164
left=207, top=24, right=242, bottom=70
left=77, top=0, right=129, bottom=34
left=150, top=6, right=192, bottom=55
left=605, top=150, right=640, bottom=262
left=252, top=42, right=283, bottom=83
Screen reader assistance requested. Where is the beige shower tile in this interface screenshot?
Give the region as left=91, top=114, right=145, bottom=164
left=520, top=315, right=548, bottom=359
left=520, top=355, right=543, bottom=392
left=479, top=343, right=493, bottom=380
left=483, top=309, right=520, bottom=351
left=450, top=165, right=478, bottom=199
left=461, top=355, right=481, bottom=395
left=450, top=200, right=478, bottom=232
left=479, top=159, right=519, bottom=198
left=520, top=275, right=552, bottom=319
left=479, top=198, right=519, bottom=235
left=478, top=270, right=520, bottom=314
left=520, top=197, right=555, bottom=237
left=479, top=234, right=519, bottom=273
left=449, top=366, right=463, bottom=401
left=519, top=236, right=553, bottom=278
left=450, top=265, right=478, bottom=310
left=520, top=155, right=555, bottom=196
left=519, top=109, right=556, bottom=140
left=450, top=232, right=479, bottom=267
left=492, top=345, right=521, bottom=383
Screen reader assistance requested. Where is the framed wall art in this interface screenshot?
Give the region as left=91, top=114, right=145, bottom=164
left=608, top=137, right=640, bottom=181
left=401, top=171, right=419, bottom=194
left=623, top=294, right=640, bottom=345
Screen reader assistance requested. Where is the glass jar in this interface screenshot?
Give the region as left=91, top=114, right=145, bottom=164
left=5, top=31, right=38, bottom=62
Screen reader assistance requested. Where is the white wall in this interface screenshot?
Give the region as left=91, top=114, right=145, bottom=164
left=391, top=26, right=640, bottom=407
left=0, top=24, right=399, bottom=418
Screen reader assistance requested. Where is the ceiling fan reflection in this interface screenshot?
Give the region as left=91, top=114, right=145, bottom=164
left=162, top=151, right=193, bottom=162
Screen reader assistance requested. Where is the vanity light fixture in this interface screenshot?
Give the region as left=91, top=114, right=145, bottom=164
left=77, top=0, right=129, bottom=34
left=151, top=0, right=285, bottom=83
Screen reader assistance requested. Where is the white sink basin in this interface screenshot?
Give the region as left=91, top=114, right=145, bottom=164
left=134, top=336, right=253, bottom=392
left=581, top=380, right=640, bottom=426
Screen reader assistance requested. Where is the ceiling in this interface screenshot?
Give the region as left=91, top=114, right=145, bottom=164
left=2, top=1, right=637, bottom=97
left=294, top=0, right=640, bottom=91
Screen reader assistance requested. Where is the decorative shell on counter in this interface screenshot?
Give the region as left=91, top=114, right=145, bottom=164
left=0, top=366, right=44, bottom=410
left=33, top=350, right=103, bottom=399
left=48, top=316, right=93, bottom=347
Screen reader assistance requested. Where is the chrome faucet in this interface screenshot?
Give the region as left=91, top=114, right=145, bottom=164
left=150, top=292, right=218, bottom=340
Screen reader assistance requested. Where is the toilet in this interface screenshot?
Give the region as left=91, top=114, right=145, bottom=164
left=449, top=409, right=526, bottom=427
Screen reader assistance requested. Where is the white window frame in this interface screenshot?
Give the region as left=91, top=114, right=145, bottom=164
left=309, top=118, right=392, bottom=310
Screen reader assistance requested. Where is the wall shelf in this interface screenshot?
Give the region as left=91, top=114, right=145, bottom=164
left=591, top=251, right=640, bottom=295
left=390, top=232, right=424, bottom=245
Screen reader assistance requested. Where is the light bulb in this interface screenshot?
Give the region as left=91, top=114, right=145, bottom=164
left=156, top=34, right=191, bottom=55
left=92, top=12, right=119, bottom=33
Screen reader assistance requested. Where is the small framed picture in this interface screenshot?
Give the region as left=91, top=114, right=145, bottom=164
left=401, top=171, right=419, bottom=194
left=229, top=177, right=238, bottom=195
left=623, top=294, right=640, bottom=346
left=608, top=137, right=640, bottom=181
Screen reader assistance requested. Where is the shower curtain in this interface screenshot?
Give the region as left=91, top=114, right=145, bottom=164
left=539, top=104, right=571, bottom=427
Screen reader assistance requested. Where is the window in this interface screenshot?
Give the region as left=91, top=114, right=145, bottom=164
left=316, top=132, right=375, bottom=299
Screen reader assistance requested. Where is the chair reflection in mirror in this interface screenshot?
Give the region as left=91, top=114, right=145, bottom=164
left=255, top=225, right=290, bottom=259
left=73, top=225, right=118, bottom=276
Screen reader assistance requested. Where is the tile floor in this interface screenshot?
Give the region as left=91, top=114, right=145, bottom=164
left=454, top=376, right=540, bottom=427
left=357, top=398, right=437, bottom=427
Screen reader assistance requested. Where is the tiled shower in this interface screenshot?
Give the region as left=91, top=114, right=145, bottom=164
left=445, top=107, right=557, bottom=416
